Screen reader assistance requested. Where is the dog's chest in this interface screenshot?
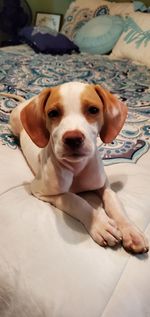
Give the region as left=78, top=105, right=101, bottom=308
left=70, top=171, right=106, bottom=193
left=34, top=152, right=106, bottom=196
left=70, top=156, right=106, bottom=193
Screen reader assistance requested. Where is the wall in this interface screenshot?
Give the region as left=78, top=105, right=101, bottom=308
left=27, top=0, right=72, bottom=20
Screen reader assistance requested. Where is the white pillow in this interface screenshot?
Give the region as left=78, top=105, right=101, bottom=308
left=111, top=12, right=150, bottom=67
left=60, top=0, right=134, bottom=40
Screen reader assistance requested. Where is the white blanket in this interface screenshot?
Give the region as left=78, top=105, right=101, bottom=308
left=0, top=142, right=150, bottom=316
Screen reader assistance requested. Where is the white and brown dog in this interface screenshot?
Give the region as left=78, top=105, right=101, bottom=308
left=8, top=82, right=149, bottom=253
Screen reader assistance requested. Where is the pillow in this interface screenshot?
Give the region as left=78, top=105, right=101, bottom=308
left=60, top=0, right=134, bottom=40
left=134, top=1, right=150, bottom=13
left=111, top=12, right=150, bottom=67
left=74, top=15, right=124, bottom=54
left=19, top=26, right=79, bottom=55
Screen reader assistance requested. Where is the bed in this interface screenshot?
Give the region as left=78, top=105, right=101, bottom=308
left=0, top=1, right=150, bottom=316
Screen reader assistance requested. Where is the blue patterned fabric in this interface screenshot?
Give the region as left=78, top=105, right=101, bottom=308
left=0, top=49, right=150, bottom=165
left=61, top=4, right=110, bottom=40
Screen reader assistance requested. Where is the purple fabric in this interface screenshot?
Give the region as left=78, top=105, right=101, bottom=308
left=19, top=26, right=80, bottom=55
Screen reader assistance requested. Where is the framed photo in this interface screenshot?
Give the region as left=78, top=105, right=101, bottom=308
left=35, top=13, right=62, bottom=32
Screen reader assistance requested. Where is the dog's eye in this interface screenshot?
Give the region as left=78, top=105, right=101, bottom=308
left=87, top=106, right=99, bottom=115
left=48, top=109, right=60, bottom=118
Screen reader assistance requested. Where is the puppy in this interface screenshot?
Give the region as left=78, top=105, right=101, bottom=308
left=9, top=82, right=149, bottom=253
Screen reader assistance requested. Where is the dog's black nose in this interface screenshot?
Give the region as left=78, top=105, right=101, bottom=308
left=63, top=130, right=85, bottom=149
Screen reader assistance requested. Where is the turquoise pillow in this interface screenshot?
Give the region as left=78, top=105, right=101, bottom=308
left=74, top=15, right=124, bottom=54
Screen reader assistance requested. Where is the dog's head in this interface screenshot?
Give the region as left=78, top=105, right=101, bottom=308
left=21, top=82, right=127, bottom=163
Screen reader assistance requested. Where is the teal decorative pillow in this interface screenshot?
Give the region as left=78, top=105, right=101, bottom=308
left=74, top=15, right=124, bottom=54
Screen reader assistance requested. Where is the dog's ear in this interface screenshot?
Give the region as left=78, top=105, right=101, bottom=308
left=94, top=85, right=128, bottom=143
left=21, top=88, right=51, bottom=148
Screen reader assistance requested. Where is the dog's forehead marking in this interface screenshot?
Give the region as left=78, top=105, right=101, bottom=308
left=59, top=82, right=88, bottom=113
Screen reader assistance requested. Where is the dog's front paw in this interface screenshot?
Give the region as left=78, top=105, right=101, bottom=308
left=120, top=224, right=149, bottom=254
left=85, top=210, right=122, bottom=248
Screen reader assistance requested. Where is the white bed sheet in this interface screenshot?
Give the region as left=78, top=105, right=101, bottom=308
left=0, top=140, right=150, bottom=316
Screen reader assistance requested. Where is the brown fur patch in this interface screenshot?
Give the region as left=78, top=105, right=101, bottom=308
left=45, top=87, right=64, bottom=131
left=94, top=84, right=128, bottom=143
left=81, top=85, right=104, bottom=125
left=21, top=88, right=51, bottom=148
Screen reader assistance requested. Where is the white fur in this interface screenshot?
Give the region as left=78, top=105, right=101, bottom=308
left=9, top=82, right=149, bottom=253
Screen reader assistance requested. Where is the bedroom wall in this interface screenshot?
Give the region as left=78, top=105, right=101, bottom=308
left=27, top=0, right=72, bottom=19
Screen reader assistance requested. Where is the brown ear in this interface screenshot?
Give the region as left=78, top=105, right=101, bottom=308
left=94, top=85, right=128, bottom=143
left=21, top=88, right=51, bottom=147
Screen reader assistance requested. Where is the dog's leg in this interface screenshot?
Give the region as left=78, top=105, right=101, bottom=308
left=98, top=180, right=149, bottom=253
left=36, top=192, right=122, bottom=248
left=9, top=100, right=40, bottom=175
left=20, top=130, right=41, bottom=175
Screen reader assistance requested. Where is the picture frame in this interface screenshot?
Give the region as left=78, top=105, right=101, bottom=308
left=35, top=13, right=62, bottom=32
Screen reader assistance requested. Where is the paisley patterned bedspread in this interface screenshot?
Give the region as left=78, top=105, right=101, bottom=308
left=0, top=47, right=150, bottom=165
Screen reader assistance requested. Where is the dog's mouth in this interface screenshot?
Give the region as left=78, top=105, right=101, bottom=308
left=61, top=151, right=87, bottom=162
